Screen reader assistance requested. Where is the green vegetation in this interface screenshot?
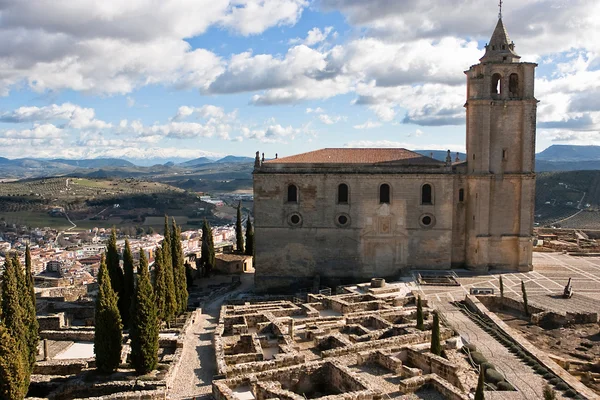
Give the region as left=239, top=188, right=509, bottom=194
left=475, top=367, right=485, bottom=400
left=430, top=311, right=442, bottom=356
left=235, top=202, right=244, bottom=253
left=122, top=239, right=135, bottom=328
left=0, top=324, right=28, bottom=400
left=171, top=219, right=188, bottom=315
left=24, top=246, right=39, bottom=374
left=499, top=275, right=504, bottom=299
left=12, top=255, right=37, bottom=374
left=245, top=217, right=254, bottom=257
left=521, top=280, right=529, bottom=316
left=153, top=247, right=167, bottom=322
left=162, top=216, right=177, bottom=325
left=106, top=228, right=125, bottom=321
left=129, top=251, right=159, bottom=375
left=543, top=384, right=557, bottom=400
left=0, top=259, right=26, bottom=353
left=200, top=219, right=216, bottom=276
left=416, top=296, right=424, bottom=330
left=94, top=255, right=123, bottom=374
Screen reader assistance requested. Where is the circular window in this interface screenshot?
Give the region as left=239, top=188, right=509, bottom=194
left=335, top=213, right=351, bottom=227
left=419, top=214, right=435, bottom=228
left=288, top=213, right=302, bottom=227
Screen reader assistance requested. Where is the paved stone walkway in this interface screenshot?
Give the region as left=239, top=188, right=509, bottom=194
left=168, top=274, right=254, bottom=400
left=434, top=297, right=557, bottom=400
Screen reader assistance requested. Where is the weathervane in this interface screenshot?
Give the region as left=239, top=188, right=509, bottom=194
left=498, top=0, right=503, bottom=19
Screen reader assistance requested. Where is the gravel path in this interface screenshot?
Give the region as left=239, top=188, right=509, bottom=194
left=435, top=299, right=552, bottom=400
left=168, top=275, right=254, bottom=400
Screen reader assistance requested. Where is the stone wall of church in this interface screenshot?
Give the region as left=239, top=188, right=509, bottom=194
left=253, top=171, right=460, bottom=292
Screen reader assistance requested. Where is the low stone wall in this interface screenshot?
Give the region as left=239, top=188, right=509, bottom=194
left=39, top=329, right=95, bottom=341
left=225, top=354, right=306, bottom=378
left=38, top=313, right=67, bottom=330
left=465, top=295, right=598, bottom=400
left=33, top=360, right=89, bottom=375
left=406, top=349, right=461, bottom=388
left=321, top=328, right=454, bottom=358
left=398, top=374, right=468, bottom=400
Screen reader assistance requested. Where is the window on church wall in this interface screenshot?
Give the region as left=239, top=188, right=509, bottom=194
left=509, top=73, right=519, bottom=98
left=287, top=184, right=298, bottom=203
left=459, top=189, right=464, bottom=202
left=379, top=184, right=390, bottom=204
left=491, top=73, right=502, bottom=96
left=421, top=184, right=433, bottom=205
left=338, top=183, right=349, bottom=204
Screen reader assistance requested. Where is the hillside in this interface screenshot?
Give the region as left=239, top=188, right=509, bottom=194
left=537, top=145, right=600, bottom=161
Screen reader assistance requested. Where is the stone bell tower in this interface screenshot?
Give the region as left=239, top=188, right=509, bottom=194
left=464, top=16, right=538, bottom=271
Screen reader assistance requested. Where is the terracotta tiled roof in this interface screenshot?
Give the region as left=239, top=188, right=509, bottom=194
left=264, top=148, right=441, bottom=165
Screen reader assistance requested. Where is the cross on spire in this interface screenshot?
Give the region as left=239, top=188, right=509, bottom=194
left=498, top=0, right=503, bottom=19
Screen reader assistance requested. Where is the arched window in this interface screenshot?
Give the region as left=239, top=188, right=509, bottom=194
left=287, top=184, right=298, bottom=203
left=421, top=184, right=433, bottom=205
left=338, top=184, right=349, bottom=204
left=459, top=189, right=464, bottom=202
left=509, top=73, right=519, bottom=98
left=491, top=73, right=502, bottom=96
left=379, top=184, right=390, bottom=204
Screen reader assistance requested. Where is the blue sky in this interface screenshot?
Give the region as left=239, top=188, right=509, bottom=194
left=0, top=0, right=598, bottom=163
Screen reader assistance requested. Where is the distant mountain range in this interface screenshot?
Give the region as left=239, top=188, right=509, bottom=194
left=2, top=145, right=600, bottom=180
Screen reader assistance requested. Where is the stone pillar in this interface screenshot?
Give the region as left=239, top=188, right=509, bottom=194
left=288, top=318, right=294, bottom=338
left=43, top=339, right=49, bottom=361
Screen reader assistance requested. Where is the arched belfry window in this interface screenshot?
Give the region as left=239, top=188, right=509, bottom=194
left=379, top=184, right=390, bottom=204
left=421, top=184, right=433, bottom=205
left=287, top=184, right=298, bottom=203
left=509, top=73, right=519, bottom=98
left=491, top=73, right=502, bottom=96
left=338, top=184, right=349, bottom=204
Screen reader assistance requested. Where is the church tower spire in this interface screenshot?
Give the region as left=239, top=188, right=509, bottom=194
left=463, top=13, right=538, bottom=272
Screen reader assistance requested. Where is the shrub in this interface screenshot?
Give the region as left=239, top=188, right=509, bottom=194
left=471, top=351, right=487, bottom=365
left=556, top=382, right=568, bottom=391
left=564, top=389, right=577, bottom=398
left=485, top=368, right=504, bottom=384
left=497, top=381, right=516, bottom=391
left=549, top=378, right=560, bottom=385
left=481, top=362, right=495, bottom=371
left=463, top=343, right=477, bottom=353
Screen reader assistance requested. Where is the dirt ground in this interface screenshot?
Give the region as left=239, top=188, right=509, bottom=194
left=493, top=307, right=600, bottom=394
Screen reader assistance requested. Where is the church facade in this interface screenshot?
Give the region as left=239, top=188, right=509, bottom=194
left=252, top=17, right=538, bottom=293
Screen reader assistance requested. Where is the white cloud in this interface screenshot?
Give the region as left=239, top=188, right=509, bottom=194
left=318, top=113, right=345, bottom=125
left=344, top=140, right=464, bottom=152
left=0, top=103, right=111, bottom=130
left=242, top=122, right=313, bottom=143
left=306, top=107, right=325, bottom=114
left=353, top=120, right=382, bottom=129
left=289, top=26, right=334, bottom=46
left=126, top=96, right=135, bottom=107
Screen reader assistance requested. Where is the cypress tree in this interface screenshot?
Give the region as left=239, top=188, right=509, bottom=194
left=235, top=202, right=244, bottom=253
left=201, top=220, right=216, bottom=276
left=105, top=228, right=124, bottom=316
left=94, top=255, right=123, bottom=374
left=430, top=311, right=442, bottom=356
left=0, top=323, right=28, bottom=400
left=130, top=251, right=159, bottom=375
left=245, top=217, right=254, bottom=257
left=161, top=215, right=177, bottom=320
left=521, top=280, right=529, bottom=316
left=13, top=255, right=37, bottom=373
left=24, top=245, right=39, bottom=372
left=475, top=366, right=485, bottom=400
left=0, top=259, right=26, bottom=352
left=153, top=247, right=167, bottom=321
left=122, top=239, right=135, bottom=328
left=416, top=296, right=424, bottom=330
left=499, top=275, right=504, bottom=299
left=171, top=219, right=188, bottom=314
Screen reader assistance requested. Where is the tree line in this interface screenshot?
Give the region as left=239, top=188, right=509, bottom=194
left=95, top=216, right=190, bottom=375
left=0, top=246, right=39, bottom=399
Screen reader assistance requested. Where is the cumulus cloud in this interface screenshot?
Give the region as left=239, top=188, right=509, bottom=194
left=289, top=27, right=334, bottom=46
left=0, top=103, right=111, bottom=130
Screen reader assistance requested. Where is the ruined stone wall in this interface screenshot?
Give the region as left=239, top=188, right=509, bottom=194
left=254, top=172, right=457, bottom=292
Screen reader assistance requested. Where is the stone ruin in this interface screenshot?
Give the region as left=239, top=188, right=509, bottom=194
left=212, top=283, right=496, bottom=400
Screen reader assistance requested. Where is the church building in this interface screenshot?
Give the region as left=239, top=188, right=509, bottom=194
left=252, top=16, right=538, bottom=293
